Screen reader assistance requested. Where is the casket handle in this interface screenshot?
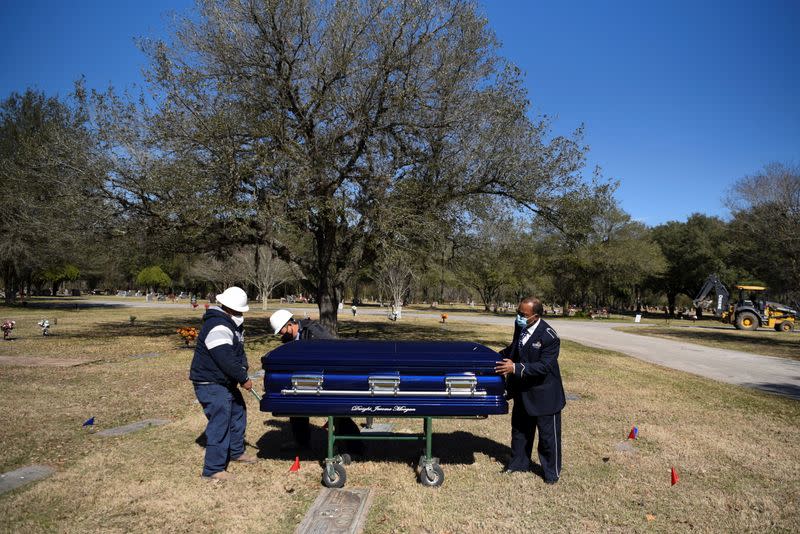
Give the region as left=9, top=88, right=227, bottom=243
left=445, top=374, right=477, bottom=396
left=369, top=375, right=401, bottom=396
left=291, top=373, right=324, bottom=395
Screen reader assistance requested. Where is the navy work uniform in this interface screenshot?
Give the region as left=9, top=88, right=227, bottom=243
left=189, top=307, right=249, bottom=477
left=501, top=318, right=566, bottom=481
left=285, top=319, right=362, bottom=453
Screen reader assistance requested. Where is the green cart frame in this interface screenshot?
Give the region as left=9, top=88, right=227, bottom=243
left=320, top=415, right=486, bottom=488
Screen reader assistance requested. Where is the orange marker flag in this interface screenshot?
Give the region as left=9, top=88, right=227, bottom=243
left=289, top=456, right=301, bottom=472
left=671, top=467, right=679, bottom=486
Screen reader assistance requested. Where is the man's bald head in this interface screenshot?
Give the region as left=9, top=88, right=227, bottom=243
left=519, top=296, right=544, bottom=319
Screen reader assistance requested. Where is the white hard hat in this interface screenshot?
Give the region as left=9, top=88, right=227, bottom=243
left=215, top=286, right=249, bottom=313
left=269, top=309, right=293, bottom=335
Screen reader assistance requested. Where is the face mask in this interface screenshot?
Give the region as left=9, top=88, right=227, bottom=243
left=231, top=315, right=244, bottom=327
left=515, top=314, right=529, bottom=329
left=280, top=332, right=294, bottom=344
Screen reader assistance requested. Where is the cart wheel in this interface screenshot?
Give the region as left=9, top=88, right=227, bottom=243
left=338, top=453, right=352, bottom=465
left=322, top=463, right=346, bottom=488
left=419, top=463, right=445, bottom=487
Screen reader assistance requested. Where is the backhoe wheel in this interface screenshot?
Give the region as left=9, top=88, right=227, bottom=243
left=736, top=312, right=758, bottom=331
left=778, top=321, right=794, bottom=332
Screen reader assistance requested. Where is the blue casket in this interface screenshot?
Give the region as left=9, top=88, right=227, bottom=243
left=259, top=340, right=508, bottom=417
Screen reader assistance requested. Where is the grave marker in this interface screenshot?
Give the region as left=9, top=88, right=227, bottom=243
left=296, top=488, right=373, bottom=534
left=0, top=465, right=55, bottom=495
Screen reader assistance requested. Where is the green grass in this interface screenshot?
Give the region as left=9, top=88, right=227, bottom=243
left=615, top=324, right=800, bottom=360
left=0, top=302, right=798, bottom=532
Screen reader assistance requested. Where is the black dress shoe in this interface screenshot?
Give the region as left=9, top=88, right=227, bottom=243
left=544, top=478, right=558, bottom=485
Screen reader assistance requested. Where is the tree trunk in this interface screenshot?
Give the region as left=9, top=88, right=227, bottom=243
left=667, top=292, right=676, bottom=317
left=312, top=217, right=341, bottom=335
left=316, top=282, right=339, bottom=335
left=3, top=268, right=15, bottom=304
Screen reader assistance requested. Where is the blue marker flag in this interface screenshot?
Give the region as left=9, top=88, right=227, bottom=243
left=83, top=417, right=95, bottom=427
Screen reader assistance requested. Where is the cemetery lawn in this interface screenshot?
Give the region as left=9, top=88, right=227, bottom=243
left=615, top=324, right=800, bottom=361
left=0, top=302, right=797, bottom=532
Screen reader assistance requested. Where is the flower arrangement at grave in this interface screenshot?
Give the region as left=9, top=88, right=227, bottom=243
left=440, top=313, right=448, bottom=324
left=2, top=319, right=15, bottom=339
left=177, top=327, right=199, bottom=346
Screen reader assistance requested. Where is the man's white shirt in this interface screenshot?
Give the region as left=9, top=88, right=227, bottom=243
left=515, top=318, right=540, bottom=376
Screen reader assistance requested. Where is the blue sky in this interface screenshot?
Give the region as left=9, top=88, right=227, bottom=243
left=2, top=0, right=798, bottom=226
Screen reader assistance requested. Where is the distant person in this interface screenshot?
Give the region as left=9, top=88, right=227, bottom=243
left=268, top=309, right=362, bottom=454
left=351, top=304, right=358, bottom=316
left=189, top=286, right=257, bottom=481
left=495, top=296, right=566, bottom=484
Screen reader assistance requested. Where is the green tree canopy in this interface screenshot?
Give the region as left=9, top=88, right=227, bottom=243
left=0, top=87, right=102, bottom=302
left=650, top=214, right=739, bottom=315
left=136, top=266, right=172, bottom=291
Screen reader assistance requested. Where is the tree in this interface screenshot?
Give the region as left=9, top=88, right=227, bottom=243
left=95, top=0, right=608, bottom=331
left=41, top=264, right=80, bottom=296
left=235, top=245, right=294, bottom=310
left=136, top=265, right=172, bottom=292
left=0, top=88, right=101, bottom=303
left=650, top=214, right=737, bottom=315
left=187, top=254, right=249, bottom=294
left=726, top=163, right=800, bottom=302
left=373, top=249, right=416, bottom=319
left=453, top=217, right=514, bottom=312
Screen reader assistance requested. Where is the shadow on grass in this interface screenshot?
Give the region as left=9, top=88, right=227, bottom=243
left=56, top=317, right=503, bottom=349
left=56, top=316, right=275, bottom=341
left=255, top=419, right=510, bottom=468
left=742, top=381, right=800, bottom=400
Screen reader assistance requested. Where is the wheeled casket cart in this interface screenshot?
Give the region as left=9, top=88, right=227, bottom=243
left=260, top=340, right=508, bottom=487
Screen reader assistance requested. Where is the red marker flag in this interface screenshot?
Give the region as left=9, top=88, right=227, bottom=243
left=289, top=456, right=301, bottom=472
left=671, top=467, right=679, bottom=486
left=628, top=426, right=638, bottom=440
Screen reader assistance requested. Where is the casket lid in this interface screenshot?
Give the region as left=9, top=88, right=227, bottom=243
left=262, top=340, right=500, bottom=372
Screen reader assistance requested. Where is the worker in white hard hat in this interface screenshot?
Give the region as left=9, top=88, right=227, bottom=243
left=190, top=286, right=257, bottom=481
left=268, top=308, right=363, bottom=454
left=269, top=308, right=332, bottom=343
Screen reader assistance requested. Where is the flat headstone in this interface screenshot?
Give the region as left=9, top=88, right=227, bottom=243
left=0, top=356, right=99, bottom=367
left=96, top=418, right=171, bottom=437
left=360, top=423, right=394, bottom=434
left=0, top=465, right=56, bottom=495
left=565, top=393, right=581, bottom=401
left=129, top=352, right=161, bottom=359
left=296, top=488, right=373, bottom=534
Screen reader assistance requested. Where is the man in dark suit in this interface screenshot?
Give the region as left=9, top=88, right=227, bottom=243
left=495, top=296, right=566, bottom=483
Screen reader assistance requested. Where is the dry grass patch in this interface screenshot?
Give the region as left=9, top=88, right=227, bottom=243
left=0, top=303, right=798, bottom=532
left=616, top=324, right=800, bottom=360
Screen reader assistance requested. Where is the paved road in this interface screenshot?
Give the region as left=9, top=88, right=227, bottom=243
left=354, top=308, right=800, bottom=400
left=82, top=300, right=800, bottom=399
